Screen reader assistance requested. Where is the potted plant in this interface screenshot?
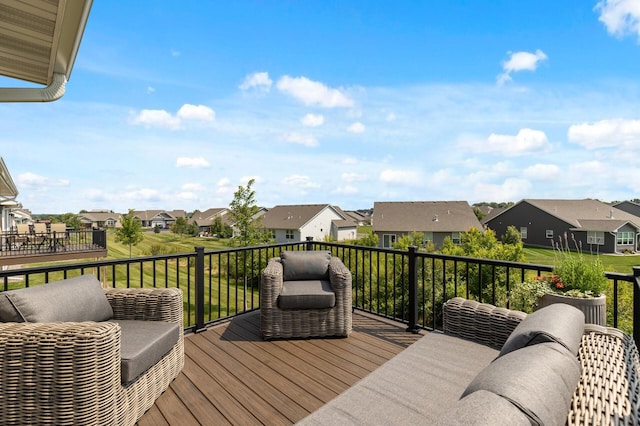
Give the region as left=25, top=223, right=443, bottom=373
left=510, top=233, right=608, bottom=325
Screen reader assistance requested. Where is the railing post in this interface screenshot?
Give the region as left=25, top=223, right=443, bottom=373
left=406, top=246, right=420, bottom=333
left=633, top=267, right=640, bottom=345
left=195, top=246, right=206, bottom=333
left=306, top=236, right=314, bottom=251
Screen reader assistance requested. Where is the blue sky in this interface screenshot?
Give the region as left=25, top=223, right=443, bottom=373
left=3, top=0, right=640, bottom=214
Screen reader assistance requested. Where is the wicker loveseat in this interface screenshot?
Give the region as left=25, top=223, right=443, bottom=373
left=0, top=274, right=184, bottom=426
left=260, top=251, right=352, bottom=339
left=300, top=297, right=640, bottom=425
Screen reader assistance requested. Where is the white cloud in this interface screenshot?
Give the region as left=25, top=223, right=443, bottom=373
left=595, top=0, right=640, bottom=40
left=347, top=122, right=365, bottom=133
left=342, top=157, right=358, bottom=165
left=386, top=112, right=397, bottom=122
left=15, top=172, right=69, bottom=189
left=481, top=128, right=550, bottom=156
left=281, top=175, right=321, bottom=188
left=523, top=164, right=561, bottom=180
left=341, top=172, right=367, bottom=182
left=131, top=104, right=215, bottom=129
left=182, top=183, right=206, bottom=191
left=301, top=113, right=325, bottom=127
left=379, top=169, right=422, bottom=185
left=217, top=177, right=230, bottom=187
left=177, top=191, right=198, bottom=200
left=333, top=185, right=358, bottom=195
left=239, top=175, right=262, bottom=184
left=276, top=75, right=354, bottom=108
left=131, top=109, right=181, bottom=129
left=177, top=104, right=215, bottom=121
left=239, top=72, right=273, bottom=91
left=282, top=132, right=318, bottom=147
left=568, top=118, right=640, bottom=149
left=176, top=157, right=210, bottom=168
left=497, top=49, right=548, bottom=85
left=474, top=178, right=532, bottom=202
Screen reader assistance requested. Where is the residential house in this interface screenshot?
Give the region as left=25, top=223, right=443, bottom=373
left=343, top=210, right=370, bottom=226
left=79, top=210, right=122, bottom=229
left=189, top=208, right=230, bottom=236
left=611, top=200, right=640, bottom=219
left=0, top=157, right=20, bottom=234
left=261, top=204, right=352, bottom=243
left=485, top=199, right=640, bottom=254
left=133, top=210, right=187, bottom=229
left=372, top=201, right=483, bottom=249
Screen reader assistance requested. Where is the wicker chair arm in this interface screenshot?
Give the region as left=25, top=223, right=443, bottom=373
left=443, top=297, right=527, bottom=349
left=328, top=257, right=352, bottom=290
left=104, top=287, right=183, bottom=323
left=0, top=322, right=121, bottom=424
left=260, top=258, right=284, bottom=309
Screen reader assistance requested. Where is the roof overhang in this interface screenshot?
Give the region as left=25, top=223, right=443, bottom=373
left=0, top=157, right=18, bottom=198
left=0, top=0, right=93, bottom=102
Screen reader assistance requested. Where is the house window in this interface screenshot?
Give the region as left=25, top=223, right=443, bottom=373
left=423, top=232, right=433, bottom=244
left=451, top=232, right=461, bottom=245
left=106, top=219, right=115, bottom=227
left=546, top=230, right=554, bottom=239
left=285, top=229, right=294, bottom=240
left=520, top=227, right=527, bottom=239
left=587, top=231, right=604, bottom=245
left=617, top=231, right=634, bottom=245
left=383, top=234, right=396, bottom=248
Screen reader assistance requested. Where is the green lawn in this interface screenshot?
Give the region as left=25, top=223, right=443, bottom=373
left=523, top=246, right=640, bottom=274
left=106, top=229, right=231, bottom=258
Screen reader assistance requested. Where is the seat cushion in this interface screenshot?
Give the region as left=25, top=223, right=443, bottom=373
left=436, top=390, right=531, bottom=425
left=0, top=274, right=113, bottom=322
left=114, top=320, right=181, bottom=384
left=499, top=303, right=585, bottom=358
left=278, top=280, right=335, bottom=309
left=280, top=251, right=331, bottom=281
left=463, top=342, right=581, bottom=426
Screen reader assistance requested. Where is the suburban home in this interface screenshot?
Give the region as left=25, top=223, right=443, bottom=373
left=79, top=210, right=122, bottom=229
left=0, top=157, right=21, bottom=234
left=261, top=204, right=353, bottom=243
left=611, top=200, right=640, bottom=219
left=372, top=201, right=483, bottom=249
left=189, top=208, right=230, bottom=236
left=343, top=210, right=370, bottom=226
left=133, top=210, right=187, bottom=229
left=485, top=199, right=640, bottom=254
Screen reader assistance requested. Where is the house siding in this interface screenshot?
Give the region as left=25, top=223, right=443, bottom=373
left=299, top=208, right=344, bottom=242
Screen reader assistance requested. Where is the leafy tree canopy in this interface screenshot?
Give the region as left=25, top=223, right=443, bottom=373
left=114, top=209, right=144, bottom=257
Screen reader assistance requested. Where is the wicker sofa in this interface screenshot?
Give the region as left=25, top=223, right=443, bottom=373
left=260, top=251, right=352, bottom=339
left=0, top=274, right=184, bottom=426
left=300, top=297, right=640, bottom=425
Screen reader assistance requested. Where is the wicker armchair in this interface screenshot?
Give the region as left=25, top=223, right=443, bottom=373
left=0, top=286, right=184, bottom=426
left=260, top=251, right=352, bottom=339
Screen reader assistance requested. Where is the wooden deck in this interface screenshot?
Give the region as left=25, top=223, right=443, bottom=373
left=138, top=311, right=424, bottom=425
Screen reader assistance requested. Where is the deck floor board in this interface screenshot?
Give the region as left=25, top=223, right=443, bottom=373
left=137, top=310, right=423, bottom=425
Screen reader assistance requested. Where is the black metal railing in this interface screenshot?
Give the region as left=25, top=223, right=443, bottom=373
left=0, top=229, right=107, bottom=258
left=0, top=241, right=638, bottom=343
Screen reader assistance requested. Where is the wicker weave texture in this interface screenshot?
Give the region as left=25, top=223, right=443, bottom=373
left=0, top=286, right=184, bottom=426
left=444, top=297, right=640, bottom=425
left=260, top=256, right=352, bottom=339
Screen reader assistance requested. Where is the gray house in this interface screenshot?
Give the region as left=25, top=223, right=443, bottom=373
left=261, top=204, right=352, bottom=243
left=485, top=199, right=640, bottom=254
left=372, top=201, right=483, bottom=249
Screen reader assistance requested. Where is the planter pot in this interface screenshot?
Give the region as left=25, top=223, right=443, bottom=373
left=538, top=293, right=606, bottom=326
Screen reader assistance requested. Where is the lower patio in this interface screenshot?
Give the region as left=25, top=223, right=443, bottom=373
left=138, top=310, right=423, bottom=425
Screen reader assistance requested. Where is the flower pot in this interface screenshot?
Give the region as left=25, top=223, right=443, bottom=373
left=538, top=293, right=606, bottom=326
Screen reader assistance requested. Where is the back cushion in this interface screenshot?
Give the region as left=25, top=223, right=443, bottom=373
left=0, top=274, right=113, bottom=322
left=499, top=303, right=585, bottom=358
left=281, top=251, right=331, bottom=281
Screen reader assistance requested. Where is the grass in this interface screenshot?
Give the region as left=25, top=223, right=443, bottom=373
left=523, top=246, right=640, bottom=274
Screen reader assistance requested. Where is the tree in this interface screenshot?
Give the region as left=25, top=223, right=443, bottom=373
left=60, top=212, right=83, bottom=230
left=114, top=209, right=144, bottom=257
left=170, top=217, right=189, bottom=238
left=228, top=179, right=270, bottom=247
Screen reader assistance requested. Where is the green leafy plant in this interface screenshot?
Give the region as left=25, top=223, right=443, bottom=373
left=509, top=277, right=553, bottom=312
left=552, top=233, right=608, bottom=297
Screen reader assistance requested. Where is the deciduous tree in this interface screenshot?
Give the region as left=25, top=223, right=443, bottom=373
left=114, top=209, right=144, bottom=257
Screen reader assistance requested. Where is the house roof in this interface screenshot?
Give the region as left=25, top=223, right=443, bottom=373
left=190, top=208, right=229, bottom=226
left=0, top=157, right=18, bottom=198
left=0, top=0, right=93, bottom=102
left=572, top=219, right=639, bottom=233
left=79, top=211, right=121, bottom=222
left=372, top=201, right=482, bottom=232
left=516, top=199, right=640, bottom=229
left=261, top=204, right=344, bottom=229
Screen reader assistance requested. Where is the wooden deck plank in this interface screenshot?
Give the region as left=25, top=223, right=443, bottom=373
left=137, top=310, right=423, bottom=425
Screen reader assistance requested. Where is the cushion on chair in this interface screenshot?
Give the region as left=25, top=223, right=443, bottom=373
left=462, top=342, right=581, bottom=426
left=278, top=280, right=335, bottom=309
left=0, top=274, right=113, bottom=322
left=280, top=251, right=331, bottom=281
left=436, top=390, right=531, bottom=425
left=114, top=319, right=181, bottom=384
left=499, top=303, right=585, bottom=358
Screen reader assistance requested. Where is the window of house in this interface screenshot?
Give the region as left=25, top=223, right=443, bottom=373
left=106, top=219, right=115, bottom=227
left=423, top=232, right=433, bottom=245
left=451, top=232, right=461, bottom=245
left=285, top=229, right=294, bottom=240
left=587, top=231, right=604, bottom=245
left=546, top=230, right=554, bottom=239
left=383, top=234, right=396, bottom=248
left=617, top=231, right=634, bottom=245
left=520, top=227, right=527, bottom=239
